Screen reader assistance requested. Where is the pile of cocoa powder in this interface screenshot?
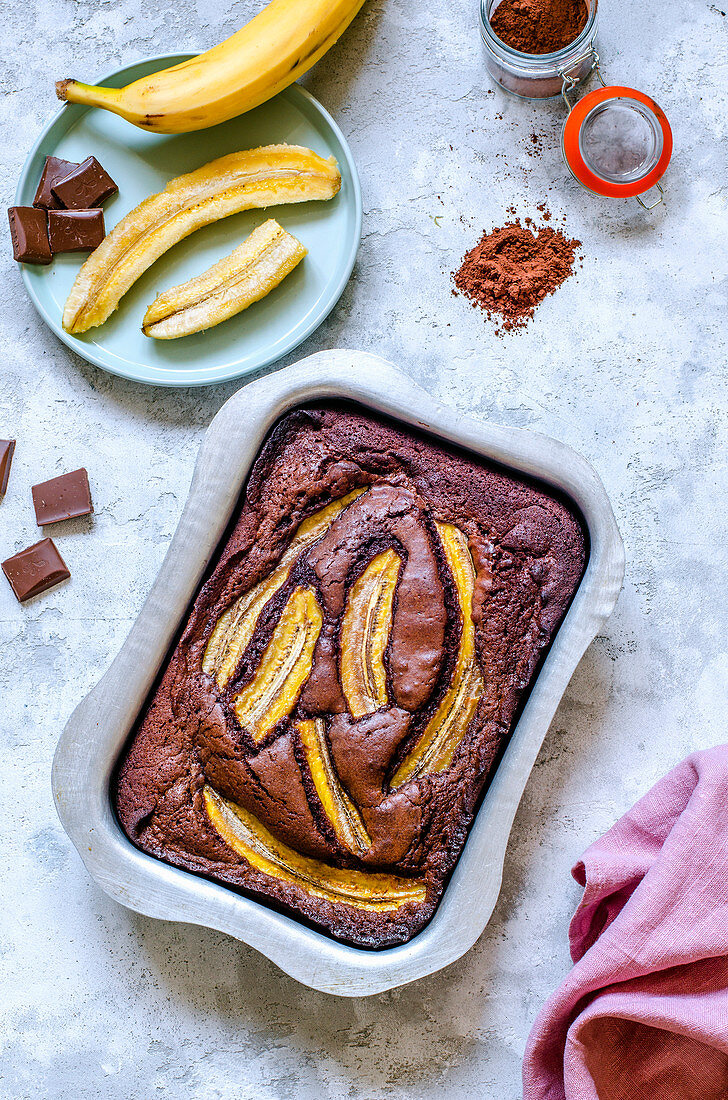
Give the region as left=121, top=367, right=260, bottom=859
left=490, top=0, right=588, bottom=54
left=452, top=219, right=581, bottom=334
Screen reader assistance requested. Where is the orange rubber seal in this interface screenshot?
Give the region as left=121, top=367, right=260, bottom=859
left=562, top=86, right=673, bottom=198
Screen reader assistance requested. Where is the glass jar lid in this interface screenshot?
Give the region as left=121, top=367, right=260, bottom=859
left=561, top=86, right=672, bottom=198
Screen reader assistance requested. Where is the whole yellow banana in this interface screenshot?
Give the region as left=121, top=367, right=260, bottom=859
left=56, top=0, right=367, bottom=133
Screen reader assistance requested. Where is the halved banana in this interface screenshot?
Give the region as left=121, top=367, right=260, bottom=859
left=62, top=145, right=341, bottom=334
left=142, top=219, right=306, bottom=339
left=204, top=785, right=425, bottom=911
left=390, top=524, right=484, bottom=789
left=203, top=489, right=366, bottom=688
left=340, top=549, right=401, bottom=718
left=233, top=586, right=322, bottom=741
left=297, top=718, right=371, bottom=856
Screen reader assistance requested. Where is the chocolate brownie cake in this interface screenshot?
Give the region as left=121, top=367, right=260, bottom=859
left=115, top=404, right=586, bottom=948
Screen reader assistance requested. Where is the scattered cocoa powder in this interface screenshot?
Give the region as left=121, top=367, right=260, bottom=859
left=490, top=0, right=588, bottom=54
left=452, top=220, right=581, bottom=334
left=526, top=131, right=544, bottom=157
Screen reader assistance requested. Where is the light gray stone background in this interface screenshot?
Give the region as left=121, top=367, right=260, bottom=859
left=2, top=0, right=727, bottom=1096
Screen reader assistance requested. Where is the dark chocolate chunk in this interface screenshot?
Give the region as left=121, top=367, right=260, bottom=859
left=32, top=467, right=93, bottom=525
left=0, top=440, right=15, bottom=497
left=2, top=538, right=70, bottom=602
left=48, top=209, right=105, bottom=253
left=51, top=156, right=118, bottom=209
left=33, top=156, right=80, bottom=210
left=8, top=207, right=51, bottom=264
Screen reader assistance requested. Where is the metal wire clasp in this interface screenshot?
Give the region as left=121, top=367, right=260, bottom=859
left=636, top=181, right=665, bottom=210
left=559, top=48, right=604, bottom=112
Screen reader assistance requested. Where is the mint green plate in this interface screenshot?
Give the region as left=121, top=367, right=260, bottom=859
left=16, top=54, right=362, bottom=387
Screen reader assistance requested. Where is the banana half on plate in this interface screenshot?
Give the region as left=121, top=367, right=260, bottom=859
left=62, top=146, right=340, bottom=337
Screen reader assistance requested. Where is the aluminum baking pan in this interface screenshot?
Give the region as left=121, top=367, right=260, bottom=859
left=52, top=350, right=624, bottom=997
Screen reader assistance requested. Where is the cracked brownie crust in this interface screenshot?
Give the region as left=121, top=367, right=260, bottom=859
left=115, top=404, right=586, bottom=948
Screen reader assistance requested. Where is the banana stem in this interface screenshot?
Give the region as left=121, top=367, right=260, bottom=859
left=56, top=80, right=122, bottom=110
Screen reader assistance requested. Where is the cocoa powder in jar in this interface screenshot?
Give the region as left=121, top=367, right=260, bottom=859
left=490, top=0, right=589, bottom=54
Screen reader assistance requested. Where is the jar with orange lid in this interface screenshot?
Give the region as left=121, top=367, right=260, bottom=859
left=479, top=0, right=672, bottom=209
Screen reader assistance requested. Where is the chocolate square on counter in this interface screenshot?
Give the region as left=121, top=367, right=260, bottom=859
left=51, top=156, right=118, bottom=209
left=0, top=440, right=15, bottom=497
left=33, top=156, right=80, bottom=209
left=8, top=207, right=51, bottom=264
left=2, top=538, right=70, bottom=602
left=48, top=209, right=105, bottom=253
left=32, top=467, right=93, bottom=525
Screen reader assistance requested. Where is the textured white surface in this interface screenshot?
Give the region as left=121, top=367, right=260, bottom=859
left=1, top=0, right=727, bottom=1096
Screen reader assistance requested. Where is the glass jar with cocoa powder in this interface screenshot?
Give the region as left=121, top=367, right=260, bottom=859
left=480, top=0, right=599, bottom=100
left=479, top=0, right=673, bottom=207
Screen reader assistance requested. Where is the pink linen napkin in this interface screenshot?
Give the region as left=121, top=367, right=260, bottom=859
left=522, top=745, right=728, bottom=1100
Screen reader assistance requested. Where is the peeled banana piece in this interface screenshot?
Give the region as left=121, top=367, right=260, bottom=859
left=233, top=586, right=322, bottom=741
left=297, top=719, right=371, bottom=856
left=62, top=145, right=341, bottom=334
left=203, top=785, right=425, bottom=911
left=203, top=489, right=366, bottom=689
left=340, top=549, right=401, bottom=718
left=390, top=524, right=484, bottom=789
left=57, top=0, right=367, bottom=134
left=142, top=219, right=306, bottom=339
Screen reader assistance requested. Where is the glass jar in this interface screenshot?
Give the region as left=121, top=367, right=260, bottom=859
left=479, top=0, right=599, bottom=100
left=560, top=84, right=672, bottom=208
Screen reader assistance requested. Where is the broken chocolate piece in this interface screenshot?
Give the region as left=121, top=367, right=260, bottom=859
left=32, top=467, right=93, bottom=525
left=51, top=156, right=118, bottom=209
left=33, top=156, right=80, bottom=209
left=8, top=207, right=51, bottom=264
left=2, top=538, right=70, bottom=602
left=48, top=209, right=105, bottom=253
left=0, top=440, right=15, bottom=497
